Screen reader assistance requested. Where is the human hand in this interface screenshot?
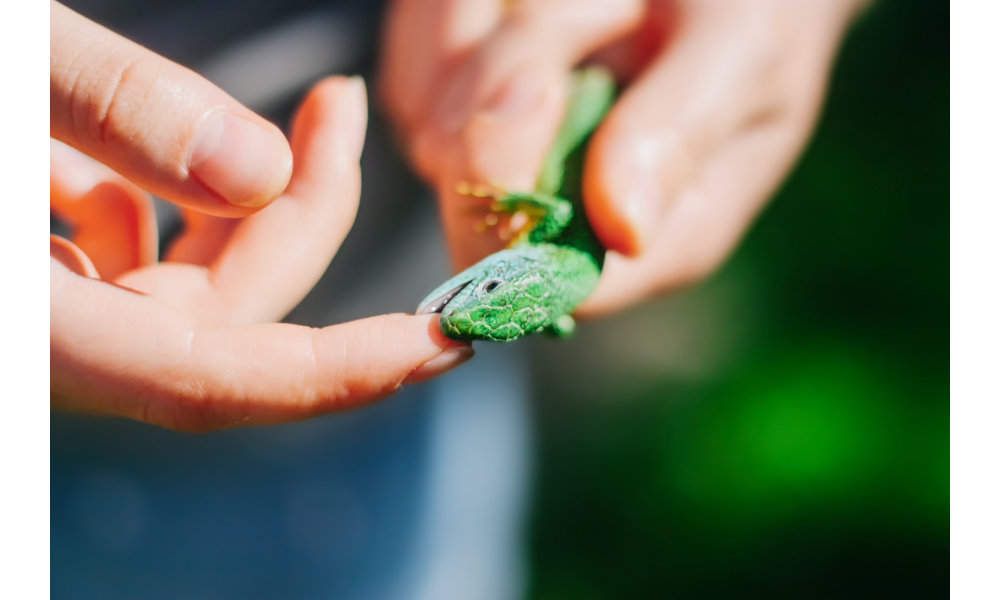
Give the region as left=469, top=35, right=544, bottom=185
left=50, top=2, right=473, bottom=432
left=379, top=0, right=865, bottom=317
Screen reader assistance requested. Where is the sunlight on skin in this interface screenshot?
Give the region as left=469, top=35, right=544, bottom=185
left=379, top=0, right=868, bottom=318
left=50, top=0, right=867, bottom=430
left=50, top=2, right=473, bottom=431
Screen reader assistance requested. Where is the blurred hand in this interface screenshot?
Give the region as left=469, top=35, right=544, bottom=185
left=379, top=0, right=864, bottom=317
left=50, top=2, right=473, bottom=432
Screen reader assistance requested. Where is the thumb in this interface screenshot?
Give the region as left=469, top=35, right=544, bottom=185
left=415, top=0, right=643, bottom=187
left=583, top=2, right=816, bottom=256
left=50, top=1, right=293, bottom=216
left=412, top=0, right=643, bottom=269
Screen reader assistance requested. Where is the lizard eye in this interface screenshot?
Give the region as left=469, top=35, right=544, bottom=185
left=483, top=280, right=501, bottom=293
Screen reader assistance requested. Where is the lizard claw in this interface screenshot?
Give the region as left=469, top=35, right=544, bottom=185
left=455, top=181, right=507, bottom=200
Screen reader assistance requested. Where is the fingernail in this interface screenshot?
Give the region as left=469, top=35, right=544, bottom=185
left=622, top=169, right=664, bottom=251
left=342, top=76, right=369, bottom=159
left=614, top=134, right=682, bottom=252
left=189, top=111, right=293, bottom=208
left=402, top=346, right=475, bottom=385
left=478, top=69, right=551, bottom=122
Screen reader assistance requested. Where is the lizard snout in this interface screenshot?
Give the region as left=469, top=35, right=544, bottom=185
left=416, top=281, right=471, bottom=315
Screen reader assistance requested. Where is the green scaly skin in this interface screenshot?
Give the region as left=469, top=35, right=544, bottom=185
left=416, top=67, right=616, bottom=342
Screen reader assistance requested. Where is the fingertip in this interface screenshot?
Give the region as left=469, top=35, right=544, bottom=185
left=301, top=313, right=472, bottom=411
left=295, top=76, right=369, bottom=160
left=284, top=76, right=369, bottom=205
left=420, top=313, right=473, bottom=351
left=342, top=76, right=370, bottom=159
left=50, top=236, right=100, bottom=279
left=188, top=111, right=293, bottom=210
left=584, top=126, right=651, bottom=257
left=402, top=314, right=474, bottom=384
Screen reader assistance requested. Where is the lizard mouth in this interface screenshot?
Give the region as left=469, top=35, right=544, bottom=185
left=416, top=281, right=471, bottom=315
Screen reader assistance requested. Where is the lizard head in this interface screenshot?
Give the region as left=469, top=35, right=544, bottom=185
left=416, top=249, right=557, bottom=342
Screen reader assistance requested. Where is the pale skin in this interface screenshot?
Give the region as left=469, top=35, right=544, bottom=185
left=379, top=0, right=867, bottom=317
left=52, top=0, right=864, bottom=432
left=50, top=1, right=473, bottom=433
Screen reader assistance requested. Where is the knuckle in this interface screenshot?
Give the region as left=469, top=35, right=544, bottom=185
left=172, top=385, right=219, bottom=434
left=149, top=376, right=221, bottom=434
left=97, top=57, right=155, bottom=145
left=68, top=50, right=158, bottom=148
left=153, top=330, right=234, bottom=433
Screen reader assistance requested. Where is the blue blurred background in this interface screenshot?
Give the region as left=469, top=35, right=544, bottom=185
left=52, top=0, right=948, bottom=597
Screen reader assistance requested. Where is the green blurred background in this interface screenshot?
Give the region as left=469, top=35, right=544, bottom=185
left=526, top=1, right=948, bottom=597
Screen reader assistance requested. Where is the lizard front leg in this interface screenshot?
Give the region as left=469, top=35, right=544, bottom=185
left=544, top=314, right=576, bottom=339
left=494, top=192, right=573, bottom=243
left=456, top=183, right=574, bottom=245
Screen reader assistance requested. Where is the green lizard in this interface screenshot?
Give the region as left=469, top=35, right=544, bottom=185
left=416, top=67, right=616, bottom=342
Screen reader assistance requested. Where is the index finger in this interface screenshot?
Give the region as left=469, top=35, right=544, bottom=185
left=51, top=260, right=473, bottom=432
left=50, top=1, right=292, bottom=215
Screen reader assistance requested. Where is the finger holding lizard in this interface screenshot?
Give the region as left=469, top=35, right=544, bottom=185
left=382, top=0, right=644, bottom=270
left=382, top=0, right=866, bottom=320
left=578, top=0, right=865, bottom=316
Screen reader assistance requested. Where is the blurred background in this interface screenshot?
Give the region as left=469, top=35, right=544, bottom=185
left=527, top=2, right=949, bottom=598
left=53, top=0, right=948, bottom=597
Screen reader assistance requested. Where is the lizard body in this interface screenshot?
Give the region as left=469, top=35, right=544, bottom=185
left=416, top=67, right=615, bottom=342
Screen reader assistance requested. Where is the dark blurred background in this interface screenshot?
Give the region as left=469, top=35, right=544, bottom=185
left=527, top=2, right=949, bottom=597
left=55, top=0, right=948, bottom=597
